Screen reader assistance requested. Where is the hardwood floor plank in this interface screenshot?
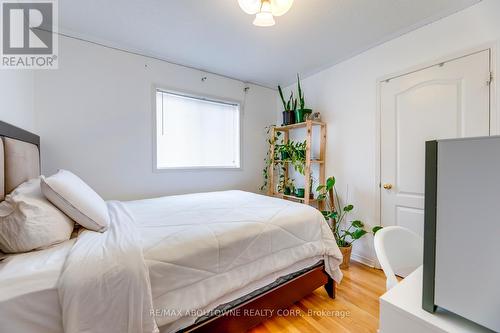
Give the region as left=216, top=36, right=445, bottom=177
left=248, top=262, right=386, bottom=333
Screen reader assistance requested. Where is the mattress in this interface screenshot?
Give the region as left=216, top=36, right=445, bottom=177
left=159, top=256, right=324, bottom=333
left=195, top=260, right=325, bottom=324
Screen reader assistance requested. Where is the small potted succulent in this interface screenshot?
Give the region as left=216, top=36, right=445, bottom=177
left=284, top=179, right=295, bottom=196
left=295, top=74, right=312, bottom=123
left=278, top=86, right=296, bottom=125
left=317, top=176, right=382, bottom=269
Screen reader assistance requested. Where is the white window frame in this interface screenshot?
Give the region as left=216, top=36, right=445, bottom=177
left=152, top=86, right=243, bottom=171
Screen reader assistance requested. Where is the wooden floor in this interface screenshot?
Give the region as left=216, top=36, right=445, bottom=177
left=248, top=262, right=386, bottom=333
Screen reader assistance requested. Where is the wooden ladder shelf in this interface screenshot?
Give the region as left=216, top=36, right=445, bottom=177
left=267, top=120, right=327, bottom=209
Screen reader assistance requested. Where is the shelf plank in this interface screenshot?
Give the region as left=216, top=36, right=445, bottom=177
left=274, top=159, right=324, bottom=164
left=275, top=120, right=325, bottom=132
left=277, top=194, right=318, bottom=203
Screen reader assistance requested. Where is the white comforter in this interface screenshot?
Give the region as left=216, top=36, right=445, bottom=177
left=58, top=191, right=342, bottom=333
left=58, top=201, right=159, bottom=333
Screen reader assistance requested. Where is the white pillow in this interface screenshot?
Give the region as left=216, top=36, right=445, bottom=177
left=0, top=178, right=74, bottom=253
left=41, top=170, right=109, bottom=232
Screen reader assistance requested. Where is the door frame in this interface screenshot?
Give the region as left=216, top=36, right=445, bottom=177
left=374, top=42, right=498, bottom=235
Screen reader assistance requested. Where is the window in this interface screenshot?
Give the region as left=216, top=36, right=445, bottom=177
left=155, top=89, right=241, bottom=169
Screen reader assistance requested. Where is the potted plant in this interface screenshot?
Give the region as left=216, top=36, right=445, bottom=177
left=278, top=85, right=296, bottom=125
left=317, top=176, right=382, bottom=269
left=284, top=179, right=295, bottom=196
left=278, top=140, right=307, bottom=173
left=295, top=187, right=305, bottom=198
left=276, top=142, right=292, bottom=161
left=295, top=176, right=315, bottom=199
left=290, top=140, right=306, bottom=175
left=295, top=74, right=312, bottom=123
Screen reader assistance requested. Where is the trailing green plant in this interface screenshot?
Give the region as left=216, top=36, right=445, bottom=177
left=316, top=176, right=382, bottom=247
left=297, top=74, right=305, bottom=110
left=276, top=161, right=287, bottom=193
left=260, top=126, right=282, bottom=192
left=261, top=128, right=307, bottom=193
left=290, top=140, right=306, bottom=174
left=277, top=140, right=306, bottom=174
left=276, top=143, right=291, bottom=160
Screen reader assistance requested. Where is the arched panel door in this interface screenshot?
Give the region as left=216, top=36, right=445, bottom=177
left=380, top=50, right=491, bottom=236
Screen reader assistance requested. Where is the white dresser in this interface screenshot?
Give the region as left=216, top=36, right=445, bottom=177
left=379, top=267, right=493, bottom=333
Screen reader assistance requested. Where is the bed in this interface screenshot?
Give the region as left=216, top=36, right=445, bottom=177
left=0, top=120, right=343, bottom=333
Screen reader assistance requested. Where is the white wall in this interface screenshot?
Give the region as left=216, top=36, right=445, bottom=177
left=34, top=36, right=277, bottom=200
left=0, top=71, right=35, bottom=131
left=283, top=0, right=500, bottom=265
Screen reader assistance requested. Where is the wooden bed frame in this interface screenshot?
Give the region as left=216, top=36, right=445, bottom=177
left=183, top=264, right=335, bottom=333
left=0, top=120, right=336, bottom=333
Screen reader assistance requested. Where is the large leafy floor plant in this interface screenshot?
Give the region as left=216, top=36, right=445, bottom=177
left=316, top=176, right=382, bottom=248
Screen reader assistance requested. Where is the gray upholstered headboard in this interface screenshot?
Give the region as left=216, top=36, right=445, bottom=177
left=0, top=121, right=41, bottom=200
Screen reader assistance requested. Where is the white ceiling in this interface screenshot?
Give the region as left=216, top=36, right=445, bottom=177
left=58, top=0, right=481, bottom=88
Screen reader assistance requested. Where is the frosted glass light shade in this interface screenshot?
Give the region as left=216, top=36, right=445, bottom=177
left=239, top=0, right=292, bottom=27
left=253, top=12, right=275, bottom=27
left=238, top=0, right=261, bottom=14
left=270, top=0, right=293, bottom=16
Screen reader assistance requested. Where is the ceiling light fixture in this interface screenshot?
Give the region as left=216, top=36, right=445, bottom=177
left=238, top=0, right=294, bottom=27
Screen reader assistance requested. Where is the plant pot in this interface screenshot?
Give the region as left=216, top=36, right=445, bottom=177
left=339, top=245, right=352, bottom=269
left=282, top=110, right=295, bottom=125
left=284, top=187, right=291, bottom=195
left=280, top=151, right=290, bottom=161
left=295, top=108, right=313, bottom=123
left=295, top=188, right=305, bottom=198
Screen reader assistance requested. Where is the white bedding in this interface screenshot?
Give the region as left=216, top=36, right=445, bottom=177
left=0, top=239, right=74, bottom=333
left=0, top=190, right=342, bottom=333
left=127, top=190, right=343, bottom=329
left=58, top=201, right=158, bottom=333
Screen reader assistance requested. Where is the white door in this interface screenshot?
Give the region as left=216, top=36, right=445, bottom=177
left=380, top=50, right=491, bottom=236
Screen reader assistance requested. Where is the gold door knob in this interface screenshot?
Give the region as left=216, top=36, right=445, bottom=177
left=383, top=183, right=393, bottom=190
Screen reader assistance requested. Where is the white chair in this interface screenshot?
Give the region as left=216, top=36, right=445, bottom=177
left=374, top=226, right=423, bottom=290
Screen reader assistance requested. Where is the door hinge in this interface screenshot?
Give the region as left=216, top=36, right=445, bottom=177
left=487, top=71, right=494, bottom=86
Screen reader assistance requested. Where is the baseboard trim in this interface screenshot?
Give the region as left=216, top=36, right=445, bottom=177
left=351, top=253, right=379, bottom=268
